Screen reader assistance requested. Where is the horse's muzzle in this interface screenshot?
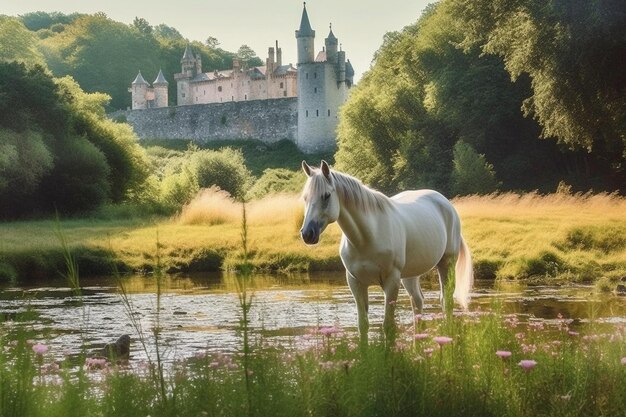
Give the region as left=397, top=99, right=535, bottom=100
left=300, top=222, right=320, bottom=245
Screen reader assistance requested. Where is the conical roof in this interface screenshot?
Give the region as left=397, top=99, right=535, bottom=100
left=346, top=60, right=355, bottom=77
left=296, top=2, right=315, bottom=37
left=182, top=45, right=194, bottom=61
left=153, top=69, right=168, bottom=85
left=326, top=24, right=337, bottom=44
left=132, top=71, right=149, bottom=85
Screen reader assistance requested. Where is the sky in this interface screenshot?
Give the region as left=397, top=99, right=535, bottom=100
left=2, top=0, right=432, bottom=82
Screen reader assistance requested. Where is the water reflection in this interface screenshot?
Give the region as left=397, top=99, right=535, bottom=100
left=0, top=272, right=624, bottom=363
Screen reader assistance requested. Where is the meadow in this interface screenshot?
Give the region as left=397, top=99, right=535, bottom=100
left=0, top=191, right=625, bottom=287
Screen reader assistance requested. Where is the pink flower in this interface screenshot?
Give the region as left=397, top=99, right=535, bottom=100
left=621, top=357, right=626, bottom=366
left=568, top=330, right=579, bottom=337
left=32, top=343, right=48, bottom=355
left=85, top=358, right=107, bottom=369
left=433, top=336, right=453, bottom=346
left=496, top=350, right=512, bottom=359
left=518, top=359, right=537, bottom=371
left=423, top=348, right=434, bottom=357
left=414, top=333, right=429, bottom=340
left=319, top=326, right=341, bottom=336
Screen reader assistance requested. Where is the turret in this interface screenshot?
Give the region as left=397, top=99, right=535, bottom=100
left=325, top=24, right=338, bottom=64
left=130, top=70, right=149, bottom=109
left=152, top=69, right=169, bottom=108
left=295, top=2, right=315, bottom=64
left=195, top=53, right=202, bottom=76
left=181, top=45, right=196, bottom=77
left=337, top=50, right=346, bottom=84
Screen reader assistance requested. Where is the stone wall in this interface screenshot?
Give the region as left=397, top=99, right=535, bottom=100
left=114, top=97, right=298, bottom=144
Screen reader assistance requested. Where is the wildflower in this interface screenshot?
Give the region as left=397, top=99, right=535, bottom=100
left=85, top=357, right=107, bottom=370
left=423, top=348, right=434, bottom=357
left=518, top=359, right=537, bottom=371
left=568, top=330, right=579, bottom=337
left=621, top=357, right=626, bottom=366
left=433, top=336, right=453, bottom=346
left=496, top=350, right=512, bottom=359
left=32, top=343, right=48, bottom=355
left=319, top=326, right=341, bottom=336
left=414, top=333, right=429, bottom=340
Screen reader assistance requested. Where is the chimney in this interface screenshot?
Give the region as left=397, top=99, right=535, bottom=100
left=276, top=40, right=282, bottom=67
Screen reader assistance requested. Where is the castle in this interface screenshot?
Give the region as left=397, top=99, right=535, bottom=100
left=128, top=3, right=354, bottom=153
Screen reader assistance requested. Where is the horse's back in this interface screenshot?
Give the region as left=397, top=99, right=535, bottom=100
left=391, top=189, right=461, bottom=274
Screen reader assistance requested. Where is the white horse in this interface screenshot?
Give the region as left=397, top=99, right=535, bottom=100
left=300, top=160, right=473, bottom=341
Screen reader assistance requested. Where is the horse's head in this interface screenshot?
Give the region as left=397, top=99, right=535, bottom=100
left=300, top=160, right=340, bottom=245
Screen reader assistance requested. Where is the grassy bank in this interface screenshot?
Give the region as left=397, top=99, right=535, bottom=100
left=3, top=304, right=625, bottom=416
left=0, top=192, right=625, bottom=283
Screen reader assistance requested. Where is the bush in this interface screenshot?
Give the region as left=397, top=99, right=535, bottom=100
left=41, top=137, right=111, bottom=214
left=247, top=168, right=305, bottom=199
left=450, top=141, right=500, bottom=196
left=189, top=148, right=252, bottom=200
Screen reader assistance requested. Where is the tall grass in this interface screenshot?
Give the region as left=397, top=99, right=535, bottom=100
left=1, top=191, right=624, bottom=280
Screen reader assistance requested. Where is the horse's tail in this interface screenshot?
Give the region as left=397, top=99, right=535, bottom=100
left=453, top=236, right=474, bottom=310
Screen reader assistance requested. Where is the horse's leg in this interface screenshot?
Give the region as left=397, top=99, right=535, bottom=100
left=436, top=255, right=454, bottom=313
left=401, top=276, right=424, bottom=333
left=383, top=275, right=400, bottom=342
left=347, top=272, right=369, bottom=345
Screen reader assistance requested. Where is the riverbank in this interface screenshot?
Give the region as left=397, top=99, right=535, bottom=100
left=0, top=192, right=624, bottom=283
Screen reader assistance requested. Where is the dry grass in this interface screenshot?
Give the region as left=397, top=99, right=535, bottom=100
left=1, top=191, right=624, bottom=281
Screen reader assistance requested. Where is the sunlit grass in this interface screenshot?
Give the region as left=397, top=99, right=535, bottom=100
left=0, top=191, right=624, bottom=281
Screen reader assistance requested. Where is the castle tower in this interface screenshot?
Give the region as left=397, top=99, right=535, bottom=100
left=130, top=71, right=149, bottom=109
left=152, top=69, right=169, bottom=108
left=295, top=2, right=315, bottom=64
left=175, top=45, right=197, bottom=105
left=296, top=3, right=354, bottom=153
left=325, top=25, right=338, bottom=64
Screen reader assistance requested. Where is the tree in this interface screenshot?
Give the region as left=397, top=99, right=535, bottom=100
left=450, top=141, right=500, bottom=195
left=132, top=17, right=152, bottom=35
left=0, top=16, right=46, bottom=67
left=236, top=44, right=262, bottom=67
left=206, top=36, right=219, bottom=49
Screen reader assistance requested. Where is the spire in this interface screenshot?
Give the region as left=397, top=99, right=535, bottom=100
left=153, top=69, right=168, bottom=85
left=327, top=23, right=337, bottom=42
left=296, top=2, right=314, bottom=38
left=132, top=70, right=149, bottom=85
left=182, top=45, right=194, bottom=61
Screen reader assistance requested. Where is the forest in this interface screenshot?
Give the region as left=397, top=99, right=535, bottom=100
left=0, top=0, right=624, bottom=220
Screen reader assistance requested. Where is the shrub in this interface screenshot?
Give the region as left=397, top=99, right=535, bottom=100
left=450, top=141, right=500, bottom=196
left=41, top=137, right=111, bottom=214
left=189, top=148, right=252, bottom=200
left=247, top=168, right=305, bottom=199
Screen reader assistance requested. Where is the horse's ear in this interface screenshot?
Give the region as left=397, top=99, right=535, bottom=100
left=320, top=160, right=331, bottom=182
left=302, top=160, right=312, bottom=177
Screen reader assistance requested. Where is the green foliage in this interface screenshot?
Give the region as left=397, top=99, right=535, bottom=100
left=247, top=168, right=305, bottom=199
left=450, top=141, right=500, bottom=195
left=19, top=11, right=83, bottom=32
left=0, top=16, right=46, bottom=67
left=42, top=137, right=111, bottom=214
left=0, top=61, right=150, bottom=217
left=337, top=0, right=625, bottom=194
left=189, top=148, right=253, bottom=200
left=451, top=0, right=626, bottom=157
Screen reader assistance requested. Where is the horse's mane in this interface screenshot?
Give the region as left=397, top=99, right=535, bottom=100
left=303, top=168, right=391, bottom=213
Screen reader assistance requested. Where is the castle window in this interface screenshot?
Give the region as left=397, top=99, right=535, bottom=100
left=314, top=87, right=317, bottom=93
left=283, top=91, right=287, bottom=97
left=218, top=86, right=222, bottom=92
left=245, top=94, right=247, bottom=100
left=306, top=73, right=308, bottom=79
left=328, top=109, right=331, bottom=116
left=232, top=96, right=234, bottom=101
left=314, top=72, right=317, bottom=79
left=316, top=110, right=319, bottom=117
left=306, top=110, right=309, bottom=117
left=182, top=93, right=186, bottom=98
left=280, top=82, right=284, bottom=88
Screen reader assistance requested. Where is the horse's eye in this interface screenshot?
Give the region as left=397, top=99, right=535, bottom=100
left=322, top=192, right=331, bottom=201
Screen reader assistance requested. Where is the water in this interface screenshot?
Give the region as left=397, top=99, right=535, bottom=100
left=0, top=273, right=624, bottom=363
